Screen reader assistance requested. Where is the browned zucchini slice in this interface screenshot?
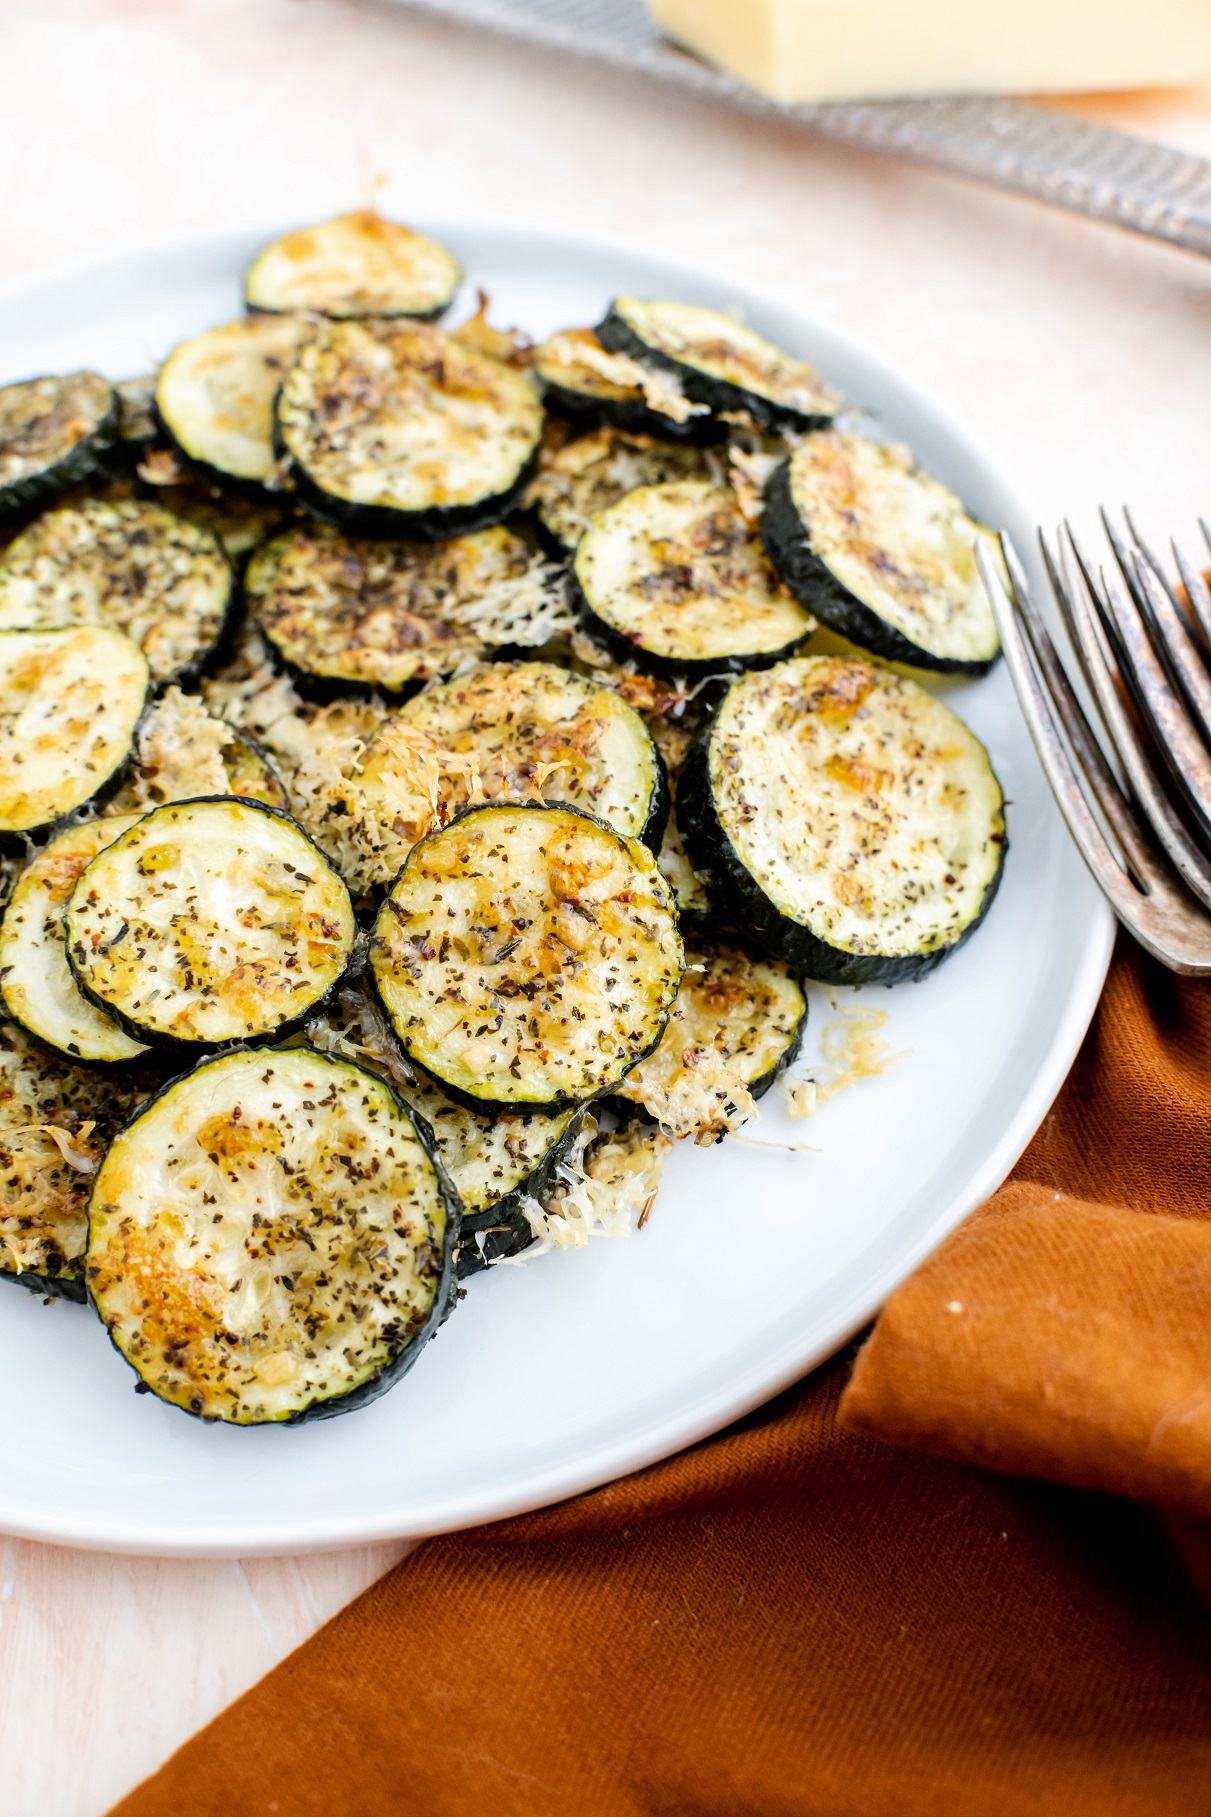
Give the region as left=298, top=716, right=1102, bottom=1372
left=65, top=797, right=356, bottom=1049
left=155, top=315, right=310, bottom=495
left=275, top=320, right=544, bottom=541
left=0, top=499, right=235, bottom=685
left=573, top=480, right=815, bottom=678
left=86, top=1046, right=458, bottom=1422
left=0, top=371, right=119, bottom=515
left=526, top=426, right=716, bottom=554
left=0, top=626, right=148, bottom=846
left=245, top=521, right=530, bottom=697
left=370, top=802, right=682, bottom=1113
left=246, top=213, right=462, bottom=321
left=0, top=817, right=151, bottom=1064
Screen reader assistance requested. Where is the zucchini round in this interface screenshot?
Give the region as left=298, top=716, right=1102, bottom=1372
left=0, top=371, right=119, bottom=516
left=0, top=498, right=236, bottom=686
left=155, top=315, right=310, bottom=496
left=527, top=426, right=717, bottom=555
left=0, top=817, right=151, bottom=1064
left=0, top=626, right=149, bottom=847
left=597, top=298, right=841, bottom=433
left=65, top=797, right=356, bottom=1050
left=85, top=1046, right=458, bottom=1424
left=245, top=212, right=462, bottom=322
left=150, top=482, right=287, bottom=566
left=0, top=1019, right=156, bottom=1302
left=572, top=480, right=815, bottom=679
left=245, top=521, right=530, bottom=698
left=761, top=434, right=1002, bottom=676
left=534, top=328, right=721, bottom=444
left=389, top=660, right=668, bottom=849
left=275, top=320, right=544, bottom=541
left=678, top=655, right=1006, bottom=984
left=370, top=801, right=683, bottom=1115
left=617, top=940, right=806, bottom=1136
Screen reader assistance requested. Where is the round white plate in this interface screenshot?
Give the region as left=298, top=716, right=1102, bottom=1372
left=0, top=225, right=1112, bottom=1556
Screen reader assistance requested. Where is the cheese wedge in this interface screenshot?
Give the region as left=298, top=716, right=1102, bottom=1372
left=650, top=0, right=1211, bottom=103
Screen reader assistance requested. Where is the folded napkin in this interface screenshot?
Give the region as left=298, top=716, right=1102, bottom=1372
left=114, top=936, right=1211, bottom=1817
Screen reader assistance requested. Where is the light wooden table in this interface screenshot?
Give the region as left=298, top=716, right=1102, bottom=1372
left=0, top=4, right=1209, bottom=1811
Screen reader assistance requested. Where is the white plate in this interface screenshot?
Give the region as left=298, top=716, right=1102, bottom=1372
left=0, top=224, right=1112, bottom=1556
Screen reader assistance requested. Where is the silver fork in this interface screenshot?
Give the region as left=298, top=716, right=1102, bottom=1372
left=976, top=519, right=1211, bottom=974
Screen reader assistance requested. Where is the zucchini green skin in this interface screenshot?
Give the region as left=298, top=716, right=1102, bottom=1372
left=65, top=797, right=357, bottom=1057
left=153, top=399, right=275, bottom=505
left=279, top=423, right=541, bottom=545
left=597, top=305, right=832, bottom=435
left=540, top=380, right=725, bottom=447
left=0, top=378, right=120, bottom=518
left=761, top=461, right=999, bottom=679
left=454, top=1104, right=584, bottom=1277
left=677, top=737, right=1005, bottom=986
left=0, top=1258, right=87, bottom=1303
left=85, top=1054, right=462, bottom=1424
left=568, top=568, right=809, bottom=684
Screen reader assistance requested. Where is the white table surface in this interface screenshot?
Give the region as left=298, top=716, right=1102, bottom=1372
left=0, top=3, right=1209, bottom=1812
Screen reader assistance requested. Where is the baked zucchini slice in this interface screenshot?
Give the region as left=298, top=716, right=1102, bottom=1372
left=0, top=499, right=235, bottom=686
left=678, top=655, right=1006, bottom=984
left=155, top=315, right=310, bottom=495
left=275, top=320, right=544, bottom=541
left=370, top=802, right=682, bottom=1114
left=572, top=481, right=815, bottom=679
left=108, top=685, right=290, bottom=815
left=0, top=1019, right=155, bottom=1301
left=0, top=816, right=151, bottom=1064
left=86, top=1046, right=458, bottom=1423
left=245, top=521, right=530, bottom=698
left=598, top=299, right=841, bottom=433
left=617, top=941, right=806, bottom=1137
left=527, top=426, right=717, bottom=555
left=534, top=329, right=720, bottom=444
left=0, top=372, right=119, bottom=516
left=245, top=212, right=462, bottom=322
left=0, top=626, right=149, bottom=847
left=150, top=482, right=287, bottom=566
left=762, top=434, right=1002, bottom=675
left=65, top=797, right=356, bottom=1050
left=390, top=661, right=668, bottom=849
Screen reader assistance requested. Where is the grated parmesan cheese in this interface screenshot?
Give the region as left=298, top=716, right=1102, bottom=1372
left=786, top=1003, right=906, bottom=1119
left=514, top=1113, right=672, bottom=1256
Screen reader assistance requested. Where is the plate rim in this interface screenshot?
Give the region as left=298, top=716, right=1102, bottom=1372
left=0, top=220, right=1115, bottom=1554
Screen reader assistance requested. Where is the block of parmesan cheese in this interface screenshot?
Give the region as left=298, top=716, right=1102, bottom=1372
left=649, top=0, right=1211, bottom=104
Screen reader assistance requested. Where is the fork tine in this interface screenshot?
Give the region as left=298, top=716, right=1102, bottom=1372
left=1058, top=528, right=1211, bottom=911
left=978, top=539, right=1146, bottom=921
left=1102, top=508, right=1152, bottom=616
left=1079, top=529, right=1211, bottom=838
left=1131, top=552, right=1211, bottom=747
left=1122, top=506, right=1184, bottom=612
left=1172, top=536, right=1211, bottom=653
left=1004, top=536, right=1154, bottom=878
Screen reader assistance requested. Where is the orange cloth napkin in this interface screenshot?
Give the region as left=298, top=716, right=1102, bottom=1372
left=113, top=935, right=1211, bottom=1817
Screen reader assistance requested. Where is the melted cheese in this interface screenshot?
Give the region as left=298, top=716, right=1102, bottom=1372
left=710, top=655, right=1005, bottom=959
left=0, top=626, right=148, bottom=834
left=576, top=481, right=814, bottom=664
left=66, top=798, right=355, bottom=1045
left=371, top=803, right=682, bottom=1108
left=87, top=1048, right=449, bottom=1423
left=0, top=500, right=232, bottom=683
left=527, top=426, right=718, bottom=552
left=277, top=320, right=543, bottom=512
left=787, top=432, right=1001, bottom=665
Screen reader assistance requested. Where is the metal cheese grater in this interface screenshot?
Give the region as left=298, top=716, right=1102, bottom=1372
left=387, top=0, right=1211, bottom=260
